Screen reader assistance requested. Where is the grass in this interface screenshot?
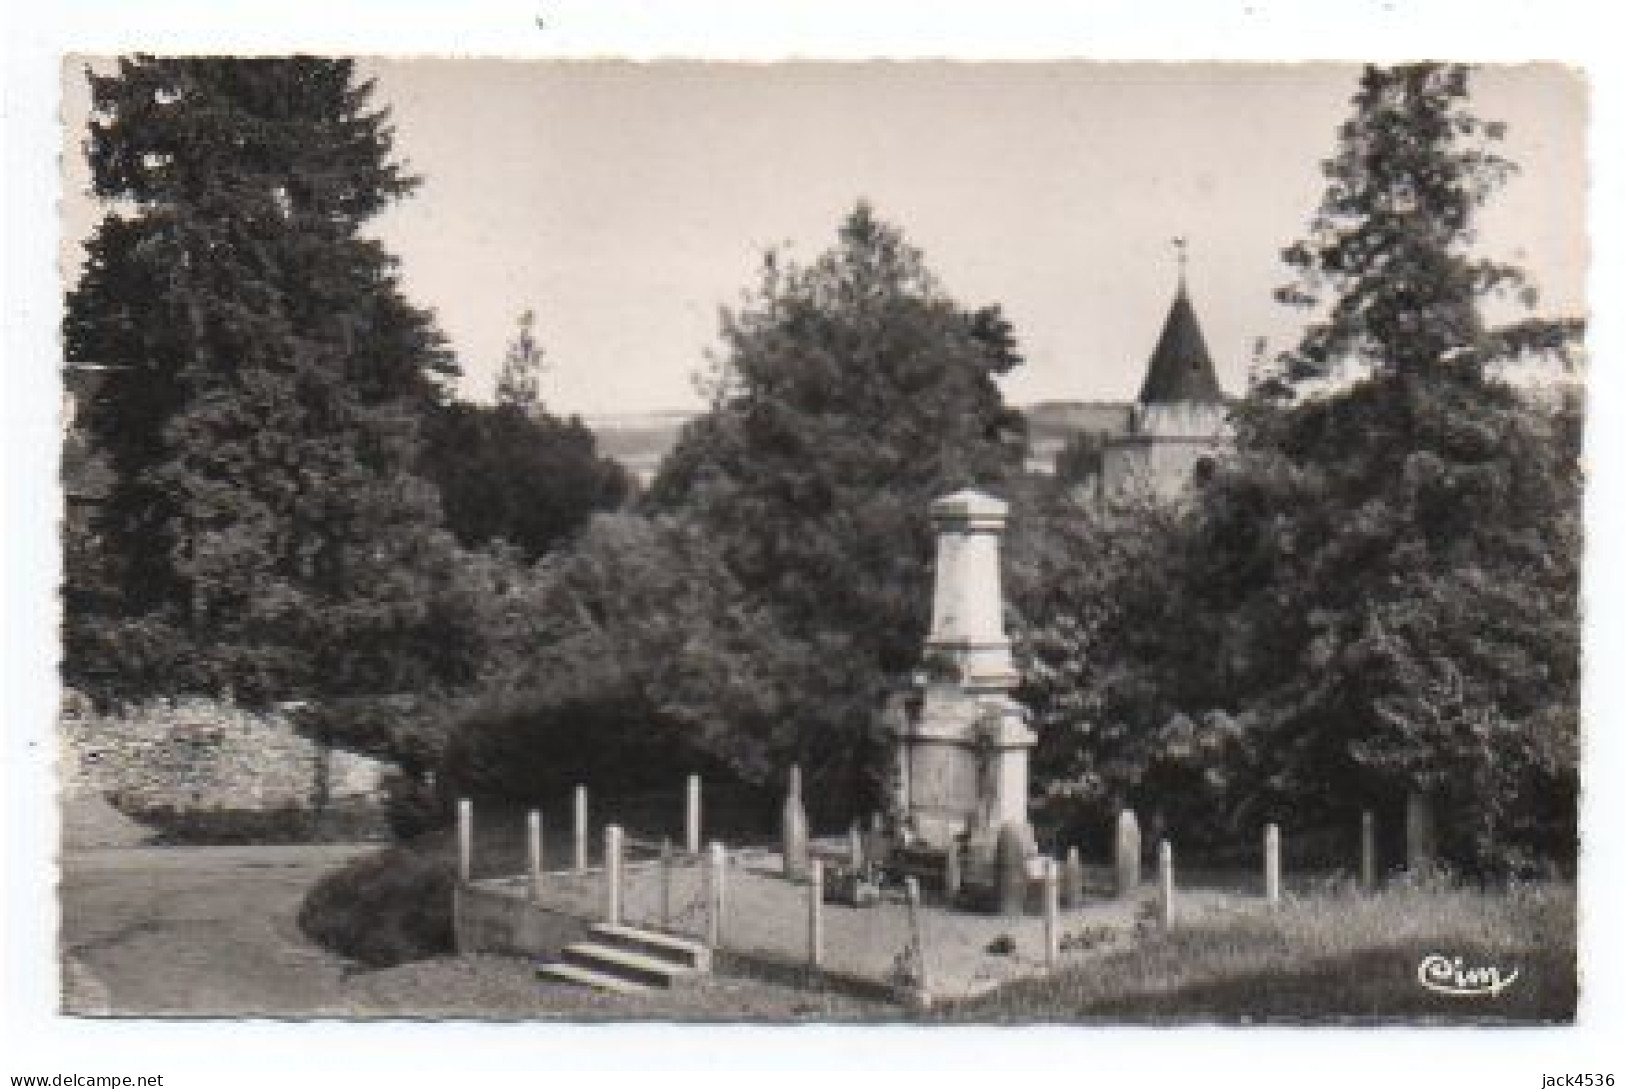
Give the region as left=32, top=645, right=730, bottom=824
left=337, top=954, right=892, bottom=1020
left=947, top=877, right=1576, bottom=1023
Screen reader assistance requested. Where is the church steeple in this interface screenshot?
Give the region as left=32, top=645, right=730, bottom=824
left=1136, top=238, right=1224, bottom=405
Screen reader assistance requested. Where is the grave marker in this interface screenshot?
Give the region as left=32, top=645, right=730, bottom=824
left=996, top=822, right=1027, bottom=917
left=1062, top=846, right=1085, bottom=909
left=1115, top=809, right=1141, bottom=898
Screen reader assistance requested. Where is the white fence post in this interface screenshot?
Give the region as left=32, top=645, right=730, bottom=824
left=1265, top=823, right=1281, bottom=907
left=904, top=876, right=931, bottom=1005
left=1361, top=810, right=1377, bottom=891
left=1158, top=839, right=1175, bottom=929
left=604, top=824, right=623, bottom=926
left=808, top=859, right=825, bottom=971
left=706, top=840, right=726, bottom=949
left=573, top=784, right=588, bottom=873
left=457, top=798, right=472, bottom=885
left=660, top=838, right=674, bottom=927
left=686, top=774, right=701, bottom=855
left=1043, top=858, right=1060, bottom=971
left=527, top=809, right=543, bottom=902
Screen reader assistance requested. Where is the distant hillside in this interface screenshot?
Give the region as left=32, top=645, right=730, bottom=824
left=1024, top=401, right=1133, bottom=473
left=582, top=409, right=697, bottom=484
left=582, top=401, right=1133, bottom=482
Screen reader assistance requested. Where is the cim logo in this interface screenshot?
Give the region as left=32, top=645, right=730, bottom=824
left=1417, top=953, right=1520, bottom=998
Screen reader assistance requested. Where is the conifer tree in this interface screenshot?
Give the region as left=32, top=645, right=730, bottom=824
left=1012, top=65, right=1582, bottom=871
left=647, top=202, right=1025, bottom=799
left=493, top=309, right=545, bottom=414
left=64, top=56, right=478, bottom=702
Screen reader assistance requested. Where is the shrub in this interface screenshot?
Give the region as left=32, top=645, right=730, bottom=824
left=297, top=846, right=456, bottom=967
left=119, top=801, right=387, bottom=845
left=383, top=771, right=452, bottom=841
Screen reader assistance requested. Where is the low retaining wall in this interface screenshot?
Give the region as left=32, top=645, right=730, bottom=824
left=60, top=692, right=390, bottom=833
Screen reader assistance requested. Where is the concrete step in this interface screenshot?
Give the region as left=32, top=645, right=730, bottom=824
left=590, top=923, right=712, bottom=972
left=561, top=941, right=700, bottom=989
left=536, top=959, right=655, bottom=995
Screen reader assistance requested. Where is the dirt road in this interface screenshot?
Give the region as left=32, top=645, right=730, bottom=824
left=60, top=844, right=376, bottom=1016
left=58, top=844, right=884, bottom=1019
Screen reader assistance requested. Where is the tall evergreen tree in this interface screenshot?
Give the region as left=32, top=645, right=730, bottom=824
left=1237, top=63, right=1584, bottom=868
left=493, top=309, right=545, bottom=414
left=64, top=57, right=478, bottom=702
left=1271, top=63, right=1581, bottom=387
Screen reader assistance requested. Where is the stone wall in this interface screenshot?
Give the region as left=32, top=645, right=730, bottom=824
left=60, top=692, right=389, bottom=815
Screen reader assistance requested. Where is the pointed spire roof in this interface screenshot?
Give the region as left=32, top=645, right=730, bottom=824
left=1136, top=251, right=1224, bottom=405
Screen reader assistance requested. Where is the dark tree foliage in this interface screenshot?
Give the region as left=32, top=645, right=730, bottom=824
left=429, top=511, right=810, bottom=821
left=420, top=311, right=629, bottom=561
left=1241, top=64, right=1584, bottom=870
left=64, top=57, right=482, bottom=704
left=1270, top=63, right=1583, bottom=387
left=642, top=203, right=1026, bottom=805
left=419, top=402, right=631, bottom=562
left=1052, top=429, right=1109, bottom=488
left=1014, top=64, right=1582, bottom=873
left=493, top=309, right=545, bottom=414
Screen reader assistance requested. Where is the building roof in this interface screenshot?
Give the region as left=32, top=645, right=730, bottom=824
left=1136, top=283, right=1225, bottom=405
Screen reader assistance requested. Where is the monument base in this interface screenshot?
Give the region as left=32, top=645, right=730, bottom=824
left=891, top=683, right=1035, bottom=855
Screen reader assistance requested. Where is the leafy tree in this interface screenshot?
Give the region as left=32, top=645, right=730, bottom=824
left=643, top=203, right=1025, bottom=805
left=1014, top=64, right=1582, bottom=872
left=439, top=512, right=811, bottom=802
left=419, top=403, right=630, bottom=562
left=418, top=311, right=629, bottom=561
left=64, top=56, right=479, bottom=704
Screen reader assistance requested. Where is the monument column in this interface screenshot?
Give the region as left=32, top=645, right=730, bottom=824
left=925, top=490, right=1017, bottom=691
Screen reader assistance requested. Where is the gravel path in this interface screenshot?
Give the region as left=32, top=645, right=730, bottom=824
left=61, top=845, right=377, bottom=1015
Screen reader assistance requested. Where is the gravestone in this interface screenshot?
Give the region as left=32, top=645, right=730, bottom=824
left=1406, top=792, right=1438, bottom=872
left=887, top=490, right=1035, bottom=866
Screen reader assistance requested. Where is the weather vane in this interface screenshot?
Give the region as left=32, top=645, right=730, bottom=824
left=1173, top=235, right=1189, bottom=285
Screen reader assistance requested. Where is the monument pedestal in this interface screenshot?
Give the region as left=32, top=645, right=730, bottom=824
left=898, top=685, right=1034, bottom=852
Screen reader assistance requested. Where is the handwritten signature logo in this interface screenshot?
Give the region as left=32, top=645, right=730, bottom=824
left=1417, top=953, right=1519, bottom=997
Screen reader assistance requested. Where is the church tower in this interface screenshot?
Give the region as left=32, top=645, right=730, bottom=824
left=1099, top=240, right=1231, bottom=499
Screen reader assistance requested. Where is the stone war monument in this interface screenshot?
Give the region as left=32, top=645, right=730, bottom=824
left=886, top=489, right=1036, bottom=887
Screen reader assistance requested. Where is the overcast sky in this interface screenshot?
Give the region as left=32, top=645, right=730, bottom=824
left=60, top=61, right=1587, bottom=416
